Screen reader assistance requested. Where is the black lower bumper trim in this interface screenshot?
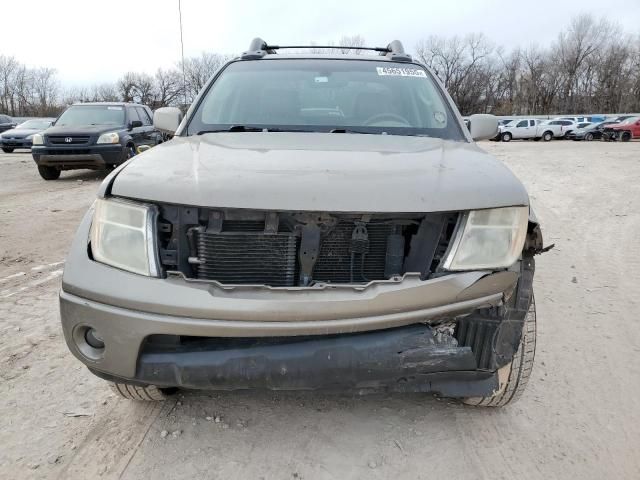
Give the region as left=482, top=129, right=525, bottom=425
left=89, top=324, right=500, bottom=397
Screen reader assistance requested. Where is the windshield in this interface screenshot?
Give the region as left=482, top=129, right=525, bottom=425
left=56, top=105, right=125, bottom=127
left=17, top=119, right=52, bottom=129
left=187, top=59, right=464, bottom=140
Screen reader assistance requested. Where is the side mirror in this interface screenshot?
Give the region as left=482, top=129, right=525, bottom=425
left=129, top=120, right=143, bottom=130
left=153, top=107, right=183, bottom=135
left=468, top=114, right=499, bottom=141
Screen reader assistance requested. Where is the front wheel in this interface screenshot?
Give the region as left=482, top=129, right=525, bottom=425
left=2, top=147, right=14, bottom=153
left=109, top=382, right=170, bottom=401
left=37, top=165, right=61, bottom=180
left=584, top=133, right=594, bottom=141
left=620, top=131, right=631, bottom=142
left=542, top=131, right=553, bottom=142
left=463, top=297, right=536, bottom=407
left=501, top=132, right=512, bottom=142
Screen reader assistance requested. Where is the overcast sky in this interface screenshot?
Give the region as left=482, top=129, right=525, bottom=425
left=4, top=0, right=639, bottom=86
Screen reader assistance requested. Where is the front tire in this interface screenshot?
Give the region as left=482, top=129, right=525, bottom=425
left=2, top=147, right=14, bottom=153
left=109, top=382, right=169, bottom=401
left=501, top=132, right=512, bottom=142
left=621, top=131, right=631, bottom=142
left=584, top=133, right=594, bottom=141
left=37, top=165, right=61, bottom=180
left=542, top=131, right=553, bottom=142
left=463, top=297, right=536, bottom=407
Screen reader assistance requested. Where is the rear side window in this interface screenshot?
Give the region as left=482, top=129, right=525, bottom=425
left=529, top=120, right=535, bottom=127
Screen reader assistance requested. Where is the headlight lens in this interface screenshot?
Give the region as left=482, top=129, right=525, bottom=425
left=442, top=206, right=529, bottom=270
left=97, top=132, right=119, bottom=144
left=32, top=133, right=44, bottom=145
left=90, top=198, right=158, bottom=276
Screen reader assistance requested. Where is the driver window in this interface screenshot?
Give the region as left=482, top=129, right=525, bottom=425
left=516, top=120, right=528, bottom=128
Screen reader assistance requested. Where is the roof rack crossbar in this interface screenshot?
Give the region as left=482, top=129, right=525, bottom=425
left=264, top=45, right=391, bottom=53
left=241, top=38, right=413, bottom=62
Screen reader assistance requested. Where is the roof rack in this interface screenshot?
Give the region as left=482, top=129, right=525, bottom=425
left=241, top=38, right=412, bottom=62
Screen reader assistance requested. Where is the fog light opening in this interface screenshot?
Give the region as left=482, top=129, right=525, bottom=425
left=73, top=325, right=106, bottom=361
left=85, top=328, right=105, bottom=349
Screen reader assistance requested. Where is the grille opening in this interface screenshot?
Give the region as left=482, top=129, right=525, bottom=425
left=157, top=207, right=458, bottom=287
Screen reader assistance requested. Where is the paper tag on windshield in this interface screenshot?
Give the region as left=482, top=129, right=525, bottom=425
left=376, top=67, right=426, bottom=77
left=107, top=106, right=123, bottom=110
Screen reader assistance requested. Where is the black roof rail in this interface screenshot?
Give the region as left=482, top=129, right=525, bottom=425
left=240, top=38, right=413, bottom=62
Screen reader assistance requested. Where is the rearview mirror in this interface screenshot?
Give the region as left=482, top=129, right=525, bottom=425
left=153, top=107, right=183, bottom=135
left=468, top=114, right=499, bottom=141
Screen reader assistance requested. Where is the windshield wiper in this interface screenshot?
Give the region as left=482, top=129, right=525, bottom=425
left=330, top=128, right=373, bottom=134
left=197, top=125, right=263, bottom=134
left=197, top=125, right=309, bottom=134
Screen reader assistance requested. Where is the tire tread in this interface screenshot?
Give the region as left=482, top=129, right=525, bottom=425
left=109, top=382, right=166, bottom=401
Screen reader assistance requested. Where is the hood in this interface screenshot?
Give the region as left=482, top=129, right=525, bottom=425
left=1, top=127, right=41, bottom=138
left=45, top=124, right=125, bottom=136
left=110, top=132, right=529, bottom=213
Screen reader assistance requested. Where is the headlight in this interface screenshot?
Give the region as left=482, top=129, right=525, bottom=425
left=442, top=206, right=529, bottom=270
left=90, top=198, right=159, bottom=276
left=32, top=133, right=44, bottom=145
left=97, top=132, right=119, bottom=144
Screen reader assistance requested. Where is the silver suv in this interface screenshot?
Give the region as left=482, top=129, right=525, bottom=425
left=60, top=39, right=548, bottom=406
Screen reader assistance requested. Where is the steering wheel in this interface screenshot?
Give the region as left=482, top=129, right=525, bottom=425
left=363, top=113, right=411, bottom=126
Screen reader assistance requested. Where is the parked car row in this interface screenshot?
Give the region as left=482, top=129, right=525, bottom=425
left=1, top=102, right=163, bottom=180
left=490, top=115, right=639, bottom=142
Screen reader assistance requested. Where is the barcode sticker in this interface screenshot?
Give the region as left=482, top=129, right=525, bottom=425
left=376, top=67, right=427, bottom=77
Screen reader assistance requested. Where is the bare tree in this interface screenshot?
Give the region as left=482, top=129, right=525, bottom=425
left=153, top=68, right=183, bottom=108
left=180, top=52, right=230, bottom=103
left=555, top=14, right=613, bottom=112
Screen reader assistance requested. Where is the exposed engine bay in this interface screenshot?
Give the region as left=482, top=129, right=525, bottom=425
left=156, top=206, right=459, bottom=287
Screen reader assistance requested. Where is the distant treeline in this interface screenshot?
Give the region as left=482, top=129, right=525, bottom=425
left=1, top=14, right=638, bottom=117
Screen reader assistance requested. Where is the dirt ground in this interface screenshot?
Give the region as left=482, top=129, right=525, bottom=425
left=1, top=140, right=639, bottom=480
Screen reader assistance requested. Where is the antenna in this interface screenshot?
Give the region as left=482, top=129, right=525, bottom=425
left=178, top=0, right=187, bottom=107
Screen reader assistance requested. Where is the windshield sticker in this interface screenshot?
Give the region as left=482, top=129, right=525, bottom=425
left=107, top=106, right=123, bottom=110
left=434, top=112, right=446, bottom=125
left=314, top=76, right=328, bottom=83
left=376, top=67, right=426, bottom=77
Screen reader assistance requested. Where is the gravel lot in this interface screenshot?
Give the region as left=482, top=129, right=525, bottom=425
left=1, top=140, right=639, bottom=479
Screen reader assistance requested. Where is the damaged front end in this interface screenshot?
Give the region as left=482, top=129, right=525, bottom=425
left=81, top=205, right=539, bottom=396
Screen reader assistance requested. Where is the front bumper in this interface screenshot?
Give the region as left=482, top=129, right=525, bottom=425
left=59, top=210, right=522, bottom=394
left=87, top=322, right=501, bottom=397
left=32, top=144, right=126, bottom=169
left=1, top=138, right=32, bottom=148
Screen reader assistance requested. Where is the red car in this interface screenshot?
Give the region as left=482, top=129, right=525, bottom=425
left=604, top=116, right=640, bottom=141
